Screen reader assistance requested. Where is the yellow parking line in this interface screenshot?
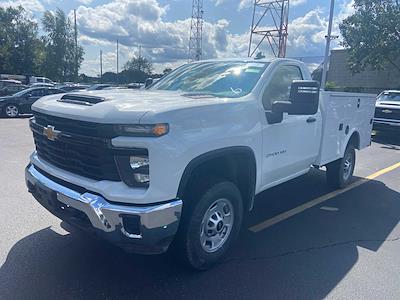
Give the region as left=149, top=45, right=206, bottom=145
left=249, top=162, right=400, bottom=233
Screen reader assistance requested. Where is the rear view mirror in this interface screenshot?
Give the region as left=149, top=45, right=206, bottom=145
left=288, top=80, right=320, bottom=115
left=145, top=78, right=154, bottom=88
left=271, top=80, right=319, bottom=116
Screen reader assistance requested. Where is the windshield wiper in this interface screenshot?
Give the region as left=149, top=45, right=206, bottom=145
left=183, top=92, right=218, bottom=98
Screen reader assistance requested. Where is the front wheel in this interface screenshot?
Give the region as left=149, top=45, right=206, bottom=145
left=4, top=104, right=19, bottom=118
left=174, top=180, right=243, bottom=270
left=326, top=144, right=356, bottom=189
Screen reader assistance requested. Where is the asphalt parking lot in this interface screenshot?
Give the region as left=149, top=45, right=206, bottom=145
left=1, top=117, right=399, bottom=300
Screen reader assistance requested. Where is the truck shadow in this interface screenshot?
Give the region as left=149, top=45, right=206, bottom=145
left=1, top=172, right=399, bottom=299
left=373, top=131, right=400, bottom=148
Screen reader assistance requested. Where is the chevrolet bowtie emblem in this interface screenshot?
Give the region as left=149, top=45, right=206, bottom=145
left=382, top=109, right=393, bottom=114
left=43, top=125, right=60, bottom=141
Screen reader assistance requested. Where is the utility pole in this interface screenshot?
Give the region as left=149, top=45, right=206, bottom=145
left=321, top=0, right=335, bottom=90
left=138, top=45, right=142, bottom=72
left=74, top=9, right=78, bottom=82
left=116, top=39, right=119, bottom=84
left=188, top=0, right=204, bottom=61
left=100, top=50, right=103, bottom=83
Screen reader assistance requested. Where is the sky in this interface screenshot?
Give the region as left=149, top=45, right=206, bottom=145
left=0, top=0, right=355, bottom=77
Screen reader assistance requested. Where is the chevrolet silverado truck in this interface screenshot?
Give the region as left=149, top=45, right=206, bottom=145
left=374, top=90, right=400, bottom=132
left=25, top=59, right=376, bottom=269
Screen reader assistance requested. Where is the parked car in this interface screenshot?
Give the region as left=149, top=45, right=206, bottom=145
left=25, top=58, right=376, bottom=269
left=127, top=82, right=144, bottom=89
left=0, top=86, right=64, bottom=118
left=0, top=80, right=27, bottom=96
left=0, top=79, right=22, bottom=87
left=86, top=84, right=112, bottom=91
left=57, top=84, right=89, bottom=92
left=29, top=76, right=55, bottom=85
left=30, top=83, right=55, bottom=88
left=0, top=84, right=28, bottom=96
left=374, top=90, right=400, bottom=132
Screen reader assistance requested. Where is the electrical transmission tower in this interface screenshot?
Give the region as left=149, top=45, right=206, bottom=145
left=248, top=0, right=289, bottom=58
left=188, top=0, right=204, bottom=61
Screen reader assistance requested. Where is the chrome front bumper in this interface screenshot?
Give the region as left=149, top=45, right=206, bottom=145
left=25, top=164, right=183, bottom=254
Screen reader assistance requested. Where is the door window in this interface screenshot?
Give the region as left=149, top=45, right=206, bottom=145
left=29, top=89, right=45, bottom=97
left=262, top=65, right=303, bottom=110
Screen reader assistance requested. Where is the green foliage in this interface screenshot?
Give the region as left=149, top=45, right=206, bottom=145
left=0, top=6, right=84, bottom=82
left=163, top=68, right=173, bottom=75
left=123, top=56, right=153, bottom=74
left=340, top=0, right=400, bottom=73
left=0, top=6, right=43, bottom=75
left=41, top=9, right=84, bottom=82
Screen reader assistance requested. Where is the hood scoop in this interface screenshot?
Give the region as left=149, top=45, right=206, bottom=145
left=58, top=94, right=106, bottom=106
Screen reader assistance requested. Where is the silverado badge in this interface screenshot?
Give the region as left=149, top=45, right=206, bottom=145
left=43, top=125, right=60, bottom=141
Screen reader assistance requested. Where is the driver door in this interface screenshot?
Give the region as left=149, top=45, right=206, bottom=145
left=260, top=65, right=321, bottom=189
left=20, top=89, right=44, bottom=113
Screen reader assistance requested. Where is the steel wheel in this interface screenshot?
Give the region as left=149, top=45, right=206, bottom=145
left=5, top=105, right=19, bottom=118
left=200, top=198, right=234, bottom=253
left=342, top=150, right=354, bottom=181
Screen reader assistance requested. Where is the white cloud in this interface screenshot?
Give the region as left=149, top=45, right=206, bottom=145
left=291, top=0, right=307, bottom=7
left=77, top=0, right=356, bottom=76
left=77, top=0, right=93, bottom=5
left=238, top=0, right=252, bottom=11
left=0, top=0, right=44, bottom=12
left=212, top=0, right=227, bottom=6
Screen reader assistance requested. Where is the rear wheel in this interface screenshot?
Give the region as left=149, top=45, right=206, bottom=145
left=4, top=104, right=19, bottom=118
left=174, top=179, right=243, bottom=270
left=326, top=144, right=356, bottom=189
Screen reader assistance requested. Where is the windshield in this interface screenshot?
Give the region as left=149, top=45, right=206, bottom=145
left=151, top=61, right=268, bottom=98
left=378, top=92, right=400, bottom=102
left=13, top=88, right=32, bottom=97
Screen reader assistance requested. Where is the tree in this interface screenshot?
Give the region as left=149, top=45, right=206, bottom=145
left=0, top=6, right=43, bottom=75
left=163, top=68, right=173, bottom=75
left=123, top=56, right=153, bottom=74
left=41, top=9, right=84, bottom=82
left=340, top=0, right=400, bottom=73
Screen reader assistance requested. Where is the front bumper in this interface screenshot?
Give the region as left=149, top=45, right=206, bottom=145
left=373, top=118, right=400, bottom=131
left=25, top=164, right=183, bottom=254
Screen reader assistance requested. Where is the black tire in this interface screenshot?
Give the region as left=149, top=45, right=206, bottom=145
left=4, top=104, right=19, bottom=118
left=326, top=144, right=356, bottom=189
left=174, top=179, right=243, bottom=270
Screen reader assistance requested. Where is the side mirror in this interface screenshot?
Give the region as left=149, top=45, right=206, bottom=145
left=145, top=78, right=153, bottom=88
left=288, top=80, right=320, bottom=115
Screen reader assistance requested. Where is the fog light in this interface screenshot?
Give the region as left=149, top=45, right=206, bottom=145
left=134, top=173, right=150, bottom=184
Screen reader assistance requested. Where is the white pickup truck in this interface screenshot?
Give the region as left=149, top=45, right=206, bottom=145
left=25, top=58, right=376, bottom=269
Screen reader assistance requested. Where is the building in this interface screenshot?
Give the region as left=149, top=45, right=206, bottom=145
left=326, top=49, right=400, bottom=94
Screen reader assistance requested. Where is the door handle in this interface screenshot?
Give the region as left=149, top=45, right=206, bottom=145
left=306, top=117, right=316, bottom=123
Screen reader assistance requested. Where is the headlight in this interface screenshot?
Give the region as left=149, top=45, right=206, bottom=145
left=130, top=156, right=149, bottom=169
left=115, top=124, right=169, bottom=137
left=115, top=152, right=150, bottom=188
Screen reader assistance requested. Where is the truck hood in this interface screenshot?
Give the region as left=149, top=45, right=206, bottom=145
left=376, top=100, right=400, bottom=108
left=32, top=90, right=227, bottom=124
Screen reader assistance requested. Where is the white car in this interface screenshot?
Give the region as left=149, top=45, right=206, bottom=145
left=25, top=58, right=376, bottom=269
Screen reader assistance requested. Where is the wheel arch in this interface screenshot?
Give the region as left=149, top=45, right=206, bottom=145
left=345, top=130, right=361, bottom=151
left=177, top=146, right=257, bottom=212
